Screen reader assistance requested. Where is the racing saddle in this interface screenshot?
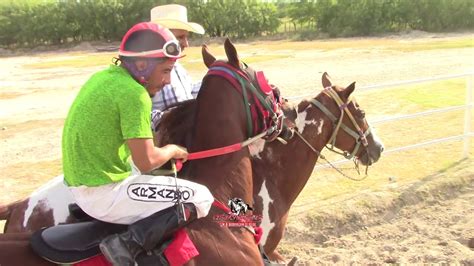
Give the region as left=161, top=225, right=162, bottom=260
left=30, top=204, right=290, bottom=266
left=30, top=204, right=168, bottom=265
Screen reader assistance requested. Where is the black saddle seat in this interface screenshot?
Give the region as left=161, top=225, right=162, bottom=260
left=31, top=220, right=127, bottom=264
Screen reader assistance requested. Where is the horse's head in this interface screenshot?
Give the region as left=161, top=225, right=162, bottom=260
left=311, top=72, right=384, bottom=166
left=201, top=39, right=289, bottom=141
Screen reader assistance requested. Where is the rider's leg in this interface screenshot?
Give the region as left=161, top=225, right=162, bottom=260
left=68, top=173, right=213, bottom=224
left=99, top=202, right=197, bottom=266
left=68, top=173, right=213, bottom=266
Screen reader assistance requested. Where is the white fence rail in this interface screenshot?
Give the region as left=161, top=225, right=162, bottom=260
left=287, top=73, right=474, bottom=168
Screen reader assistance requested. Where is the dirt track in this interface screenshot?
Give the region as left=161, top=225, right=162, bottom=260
left=1, top=31, right=473, bottom=263
left=279, top=162, right=474, bottom=264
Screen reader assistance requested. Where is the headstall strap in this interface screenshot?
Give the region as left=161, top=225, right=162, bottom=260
left=310, top=86, right=373, bottom=160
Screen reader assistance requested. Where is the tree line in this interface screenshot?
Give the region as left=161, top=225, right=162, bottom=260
left=0, top=0, right=472, bottom=48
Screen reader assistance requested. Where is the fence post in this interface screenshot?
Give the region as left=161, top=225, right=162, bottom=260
left=464, top=75, right=473, bottom=157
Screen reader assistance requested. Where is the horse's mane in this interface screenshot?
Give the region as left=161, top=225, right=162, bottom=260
left=154, top=99, right=197, bottom=148
left=153, top=97, right=298, bottom=152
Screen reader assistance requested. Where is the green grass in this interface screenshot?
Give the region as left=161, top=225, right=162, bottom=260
left=356, top=78, right=469, bottom=118
left=399, top=79, right=467, bottom=108
left=396, top=38, right=474, bottom=52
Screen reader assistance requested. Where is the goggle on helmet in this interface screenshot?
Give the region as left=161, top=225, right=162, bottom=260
left=119, top=22, right=183, bottom=59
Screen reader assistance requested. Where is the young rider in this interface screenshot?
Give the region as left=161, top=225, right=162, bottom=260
left=61, top=22, right=213, bottom=265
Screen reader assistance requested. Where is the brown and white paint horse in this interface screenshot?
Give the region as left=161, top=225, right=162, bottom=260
left=250, top=72, right=383, bottom=261
left=0, top=71, right=383, bottom=263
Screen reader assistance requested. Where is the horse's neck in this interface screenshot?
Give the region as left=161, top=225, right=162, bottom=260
left=253, top=140, right=320, bottom=208
left=254, top=110, right=330, bottom=209
left=190, top=152, right=253, bottom=203
left=188, top=79, right=254, bottom=204
left=183, top=79, right=262, bottom=264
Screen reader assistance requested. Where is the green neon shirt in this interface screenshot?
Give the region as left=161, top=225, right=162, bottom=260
left=62, top=65, right=152, bottom=187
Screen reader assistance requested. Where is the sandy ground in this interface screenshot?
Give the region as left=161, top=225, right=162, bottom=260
left=280, top=163, right=474, bottom=264
left=1, top=31, right=473, bottom=264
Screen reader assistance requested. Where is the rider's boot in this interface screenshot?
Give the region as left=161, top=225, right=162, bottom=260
left=99, top=203, right=197, bottom=266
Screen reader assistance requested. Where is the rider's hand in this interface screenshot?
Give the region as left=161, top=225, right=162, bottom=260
left=170, top=144, right=188, bottom=163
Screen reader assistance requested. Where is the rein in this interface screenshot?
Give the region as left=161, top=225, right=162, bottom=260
left=170, top=62, right=286, bottom=171
left=294, top=130, right=367, bottom=181
left=174, top=130, right=269, bottom=171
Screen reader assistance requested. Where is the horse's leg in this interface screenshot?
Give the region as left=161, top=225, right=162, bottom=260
left=0, top=239, right=55, bottom=266
left=264, top=213, right=289, bottom=263
left=267, top=250, right=286, bottom=264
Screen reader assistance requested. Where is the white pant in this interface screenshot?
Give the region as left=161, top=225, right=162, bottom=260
left=69, top=174, right=214, bottom=224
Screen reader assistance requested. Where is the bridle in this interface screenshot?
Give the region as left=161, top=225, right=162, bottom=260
left=311, top=86, right=371, bottom=160
left=205, top=61, right=285, bottom=141
left=294, top=86, right=373, bottom=179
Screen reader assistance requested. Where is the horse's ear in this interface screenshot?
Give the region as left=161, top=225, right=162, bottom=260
left=343, top=82, right=356, bottom=98
left=322, top=72, right=332, bottom=88
left=202, top=44, right=216, bottom=69
left=224, top=38, right=240, bottom=69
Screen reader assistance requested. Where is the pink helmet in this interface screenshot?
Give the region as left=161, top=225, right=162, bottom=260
left=119, top=22, right=183, bottom=59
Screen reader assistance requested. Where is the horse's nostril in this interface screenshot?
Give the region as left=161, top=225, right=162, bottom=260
left=380, top=145, right=384, bottom=152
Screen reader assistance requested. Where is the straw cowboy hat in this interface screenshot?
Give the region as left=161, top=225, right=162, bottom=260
left=150, top=4, right=205, bottom=35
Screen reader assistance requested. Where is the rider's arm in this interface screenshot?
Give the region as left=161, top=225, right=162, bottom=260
left=127, top=138, right=188, bottom=173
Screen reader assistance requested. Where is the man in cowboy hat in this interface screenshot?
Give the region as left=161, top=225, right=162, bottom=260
left=149, top=4, right=205, bottom=129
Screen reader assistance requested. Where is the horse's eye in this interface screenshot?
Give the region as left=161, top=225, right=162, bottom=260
left=359, top=110, right=366, bottom=119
